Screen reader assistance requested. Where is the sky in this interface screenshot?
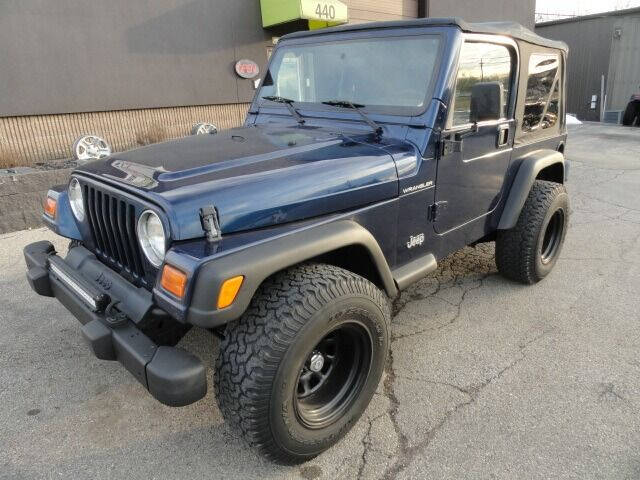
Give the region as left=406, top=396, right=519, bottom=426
left=535, top=0, right=640, bottom=22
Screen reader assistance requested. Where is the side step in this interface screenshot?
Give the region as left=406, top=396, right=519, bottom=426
left=392, top=254, right=437, bottom=291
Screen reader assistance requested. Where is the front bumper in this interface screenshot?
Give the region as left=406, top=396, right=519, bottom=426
left=24, top=241, right=206, bottom=407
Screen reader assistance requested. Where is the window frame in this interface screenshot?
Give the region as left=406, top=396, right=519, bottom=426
left=514, top=46, right=566, bottom=144
left=257, top=31, right=446, bottom=117
left=521, top=52, right=562, bottom=133
left=445, top=34, right=520, bottom=131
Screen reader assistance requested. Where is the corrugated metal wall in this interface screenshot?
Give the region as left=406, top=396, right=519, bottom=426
left=0, top=104, right=249, bottom=168
left=536, top=10, right=640, bottom=121
left=429, top=0, right=535, bottom=29
left=607, top=14, right=640, bottom=111
left=536, top=18, right=615, bottom=121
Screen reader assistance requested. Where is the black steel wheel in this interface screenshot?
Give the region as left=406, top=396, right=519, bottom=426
left=215, top=263, right=390, bottom=464
left=295, top=323, right=372, bottom=429
left=540, top=209, right=565, bottom=264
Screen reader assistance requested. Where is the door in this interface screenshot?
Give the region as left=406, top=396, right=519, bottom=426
left=434, top=40, right=516, bottom=234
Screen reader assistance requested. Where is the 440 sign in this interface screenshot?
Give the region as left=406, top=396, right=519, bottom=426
left=301, top=0, right=348, bottom=23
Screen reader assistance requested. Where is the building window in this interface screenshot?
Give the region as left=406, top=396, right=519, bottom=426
left=452, top=42, right=513, bottom=126
left=523, top=54, right=560, bottom=131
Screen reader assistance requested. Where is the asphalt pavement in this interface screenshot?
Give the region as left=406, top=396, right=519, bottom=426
left=1, top=122, right=639, bottom=479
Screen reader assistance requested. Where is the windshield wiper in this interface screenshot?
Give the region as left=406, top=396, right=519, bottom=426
left=322, top=100, right=383, bottom=137
left=262, top=96, right=305, bottom=125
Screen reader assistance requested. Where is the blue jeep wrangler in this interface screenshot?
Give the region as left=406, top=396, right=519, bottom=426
left=25, top=18, right=569, bottom=463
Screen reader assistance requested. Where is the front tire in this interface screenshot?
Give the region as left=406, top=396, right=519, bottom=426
left=496, top=180, right=569, bottom=284
left=214, top=263, right=390, bottom=464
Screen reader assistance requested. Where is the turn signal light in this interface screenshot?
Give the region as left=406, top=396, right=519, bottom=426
left=217, top=276, right=244, bottom=309
left=44, top=196, right=57, bottom=218
left=161, top=264, right=188, bottom=299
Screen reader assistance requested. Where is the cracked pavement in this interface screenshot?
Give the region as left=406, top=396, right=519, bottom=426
left=1, top=123, right=640, bottom=479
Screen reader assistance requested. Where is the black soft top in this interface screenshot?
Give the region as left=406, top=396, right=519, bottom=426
left=282, top=17, right=568, bottom=52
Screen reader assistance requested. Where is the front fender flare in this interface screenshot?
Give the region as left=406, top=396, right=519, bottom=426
left=186, top=220, right=397, bottom=328
left=498, top=150, right=565, bottom=230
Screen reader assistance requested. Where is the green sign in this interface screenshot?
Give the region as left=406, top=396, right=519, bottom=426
left=261, top=0, right=348, bottom=29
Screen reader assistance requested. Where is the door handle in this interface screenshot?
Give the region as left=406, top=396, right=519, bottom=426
left=496, top=124, right=510, bottom=147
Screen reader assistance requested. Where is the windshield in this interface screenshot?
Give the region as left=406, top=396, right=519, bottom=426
left=259, top=35, right=441, bottom=116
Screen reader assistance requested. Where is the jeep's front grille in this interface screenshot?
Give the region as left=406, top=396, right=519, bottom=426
left=83, top=184, right=146, bottom=282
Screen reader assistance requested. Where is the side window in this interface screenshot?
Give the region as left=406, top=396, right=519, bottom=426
left=543, top=80, right=561, bottom=129
left=522, top=54, right=560, bottom=131
left=452, top=42, right=513, bottom=126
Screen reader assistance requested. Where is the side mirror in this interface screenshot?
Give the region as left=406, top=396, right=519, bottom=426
left=470, top=82, right=503, bottom=122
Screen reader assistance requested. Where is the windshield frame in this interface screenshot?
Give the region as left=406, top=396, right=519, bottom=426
left=256, top=30, right=445, bottom=118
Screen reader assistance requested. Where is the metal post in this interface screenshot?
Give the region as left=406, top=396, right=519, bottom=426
left=600, top=74, right=605, bottom=122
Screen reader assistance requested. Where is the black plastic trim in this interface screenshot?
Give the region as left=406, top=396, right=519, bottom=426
left=498, top=150, right=565, bottom=230
left=392, top=253, right=438, bottom=290
left=24, top=241, right=206, bottom=407
left=186, top=220, right=398, bottom=328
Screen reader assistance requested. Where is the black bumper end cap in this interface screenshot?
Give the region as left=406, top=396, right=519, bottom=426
left=81, top=320, right=116, bottom=361
left=147, top=347, right=207, bottom=407
left=24, top=241, right=55, bottom=297
left=27, top=266, right=54, bottom=297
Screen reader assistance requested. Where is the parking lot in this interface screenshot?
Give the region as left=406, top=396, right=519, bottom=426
left=1, top=122, right=639, bottom=480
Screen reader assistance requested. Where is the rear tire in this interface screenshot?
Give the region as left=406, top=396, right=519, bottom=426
left=496, top=180, right=569, bottom=284
left=214, top=263, right=390, bottom=464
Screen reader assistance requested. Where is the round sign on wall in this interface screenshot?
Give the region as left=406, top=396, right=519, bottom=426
left=235, top=59, right=260, bottom=79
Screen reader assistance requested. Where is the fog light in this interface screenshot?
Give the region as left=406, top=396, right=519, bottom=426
left=161, top=264, right=188, bottom=299
left=44, top=196, right=57, bottom=218
left=217, top=276, right=244, bottom=309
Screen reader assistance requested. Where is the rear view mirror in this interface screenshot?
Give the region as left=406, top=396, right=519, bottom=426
left=470, top=82, right=503, bottom=122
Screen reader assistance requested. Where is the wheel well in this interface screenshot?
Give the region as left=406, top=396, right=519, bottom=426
left=307, top=244, right=385, bottom=290
left=536, top=162, right=564, bottom=183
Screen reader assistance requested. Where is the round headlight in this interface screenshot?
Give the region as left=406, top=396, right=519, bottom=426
left=68, top=178, right=85, bottom=221
left=137, top=210, right=166, bottom=267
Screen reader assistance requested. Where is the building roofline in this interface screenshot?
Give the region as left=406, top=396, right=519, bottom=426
left=536, top=6, right=640, bottom=27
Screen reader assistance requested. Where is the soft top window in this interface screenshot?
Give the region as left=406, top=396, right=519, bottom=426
left=522, top=53, right=561, bottom=132
left=451, top=41, right=514, bottom=126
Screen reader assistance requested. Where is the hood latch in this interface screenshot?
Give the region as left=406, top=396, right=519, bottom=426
left=199, top=206, right=221, bottom=242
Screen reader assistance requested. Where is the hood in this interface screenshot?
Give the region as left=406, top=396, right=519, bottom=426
left=75, top=124, right=400, bottom=240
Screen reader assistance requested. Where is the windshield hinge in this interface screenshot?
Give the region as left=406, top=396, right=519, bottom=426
left=428, top=201, right=448, bottom=222
left=440, top=137, right=462, bottom=157
left=200, top=206, right=221, bottom=242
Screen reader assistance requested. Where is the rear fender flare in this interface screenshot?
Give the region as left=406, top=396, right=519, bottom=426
left=498, top=150, right=565, bottom=230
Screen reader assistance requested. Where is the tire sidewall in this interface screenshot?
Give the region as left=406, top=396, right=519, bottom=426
left=534, top=190, right=569, bottom=279
left=623, top=101, right=640, bottom=126
left=268, top=294, right=388, bottom=458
